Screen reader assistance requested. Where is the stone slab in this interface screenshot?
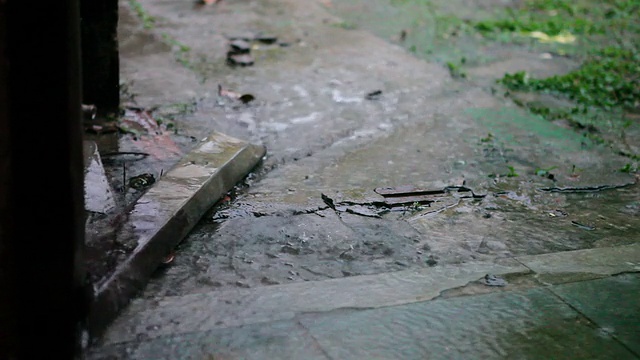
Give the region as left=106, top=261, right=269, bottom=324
left=86, top=132, right=265, bottom=342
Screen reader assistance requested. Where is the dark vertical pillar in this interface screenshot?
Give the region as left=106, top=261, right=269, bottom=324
left=80, top=0, right=120, bottom=116
left=2, top=0, right=87, bottom=358
left=0, top=0, right=12, bottom=356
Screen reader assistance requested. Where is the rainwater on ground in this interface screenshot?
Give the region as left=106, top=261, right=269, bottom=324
left=98, top=0, right=639, bottom=299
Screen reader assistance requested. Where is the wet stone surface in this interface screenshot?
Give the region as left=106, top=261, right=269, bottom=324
left=81, top=0, right=640, bottom=356
left=550, top=273, right=640, bottom=355
left=87, top=319, right=329, bottom=360
left=144, top=210, right=428, bottom=296
left=298, top=286, right=636, bottom=360
left=108, top=0, right=639, bottom=302
left=89, top=277, right=640, bottom=360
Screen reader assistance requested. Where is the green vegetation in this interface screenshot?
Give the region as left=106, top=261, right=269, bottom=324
left=473, top=0, right=640, bottom=159
left=476, top=0, right=640, bottom=114
left=534, top=166, right=557, bottom=177
left=499, top=47, right=639, bottom=111
left=332, top=21, right=358, bottom=30
left=129, top=0, right=155, bottom=29
left=620, top=163, right=638, bottom=173
left=153, top=101, right=197, bottom=135
left=128, top=1, right=194, bottom=69
left=446, top=58, right=467, bottom=79
left=161, top=34, right=193, bottom=69
left=480, top=133, right=494, bottom=143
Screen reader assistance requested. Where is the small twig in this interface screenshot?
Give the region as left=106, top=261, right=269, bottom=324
left=407, top=199, right=461, bottom=222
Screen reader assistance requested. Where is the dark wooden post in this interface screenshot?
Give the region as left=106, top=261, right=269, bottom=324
left=0, top=1, right=12, bottom=355
left=80, top=0, right=120, bottom=116
left=1, top=0, right=88, bottom=357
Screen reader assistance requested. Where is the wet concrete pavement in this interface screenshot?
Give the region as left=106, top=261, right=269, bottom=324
left=90, top=245, right=640, bottom=359
left=86, top=0, right=639, bottom=357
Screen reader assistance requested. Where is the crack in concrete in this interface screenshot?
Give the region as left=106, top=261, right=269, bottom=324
left=539, top=182, right=637, bottom=193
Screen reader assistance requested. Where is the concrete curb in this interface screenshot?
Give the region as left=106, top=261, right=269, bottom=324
left=86, top=132, right=266, bottom=342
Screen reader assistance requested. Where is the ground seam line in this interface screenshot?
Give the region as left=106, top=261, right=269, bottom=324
left=295, top=318, right=335, bottom=360
left=545, top=285, right=640, bottom=359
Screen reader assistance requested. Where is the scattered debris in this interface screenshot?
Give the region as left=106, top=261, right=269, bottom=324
left=218, top=84, right=242, bottom=99
left=482, top=274, right=507, bottom=287
left=160, top=252, right=175, bottom=267
left=374, top=184, right=483, bottom=206
left=365, top=90, right=383, bottom=100
left=535, top=166, right=557, bottom=180
left=129, top=173, right=156, bottom=190
left=280, top=244, right=300, bottom=255
left=399, top=29, right=407, bottom=42
left=548, top=209, right=568, bottom=217
left=85, top=123, right=119, bottom=134
left=226, top=52, right=254, bottom=67
left=525, top=30, right=576, bottom=44
left=238, top=94, right=256, bottom=104
left=229, top=39, right=251, bottom=53
left=100, top=151, right=149, bottom=164
left=339, top=248, right=356, bottom=260
left=224, top=33, right=279, bottom=67
left=375, top=185, right=446, bottom=206
left=82, top=104, right=97, bottom=120
left=571, top=221, right=596, bottom=231
left=254, top=33, right=278, bottom=44
left=261, top=277, right=279, bottom=285
left=321, top=193, right=387, bottom=218
left=320, top=183, right=481, bottom=219
left=218, top=84, right=255, bottom=104
left=226, top=32, right=254, bottom=42
left=235, top=281, right=250, bottom=288
left=345, top=205, right=382, bottom=218
left=406, top=199, right=461, bottom=221
left=425, top=255, right=438, bottom=267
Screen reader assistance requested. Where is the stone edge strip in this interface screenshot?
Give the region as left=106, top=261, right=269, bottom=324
left=86, top=132, right=266, bottom=342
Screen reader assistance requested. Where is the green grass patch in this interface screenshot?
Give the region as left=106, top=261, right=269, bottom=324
left=161, top=34, right=193, bottom=69
left=129, top=0, right=156, bottom=29
left=491, top=0, right=640, bottom=112
left=480, top=0, right=640, bottom=159
left=500, top=47, right=639, bottom=110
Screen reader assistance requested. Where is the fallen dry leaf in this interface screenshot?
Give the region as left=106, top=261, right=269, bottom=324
left=218, top=84, right=255, bottom=104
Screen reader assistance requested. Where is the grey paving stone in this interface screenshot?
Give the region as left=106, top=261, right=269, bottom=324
left=102, top=259, right=527, bottom=344
left=300, top=287, right=637, bottom=360
left=551, top=273, right=640, bottom=356
left=516, top=243, right=640, bottom=285
left=87, top=319, right=328, bottom=360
